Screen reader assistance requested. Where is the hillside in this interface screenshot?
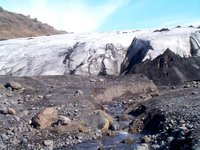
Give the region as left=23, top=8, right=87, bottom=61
left=0, top=7, right=66, bottom=40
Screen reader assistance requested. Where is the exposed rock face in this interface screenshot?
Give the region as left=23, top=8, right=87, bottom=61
left=131, top=49, right=200, bottom=85
left=190, top=31, right=200, bottom=56
left=31, top=107, right=58, bottom=129
left=0, top=7, right=65, bottom=39
left=120, top=37, right=152, bottom=75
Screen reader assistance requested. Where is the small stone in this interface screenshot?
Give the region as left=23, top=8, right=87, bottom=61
left=1, top=134, right=9, bottom=141
left=191, top=91, right=198, bottom=95
left=109, top=122, right=119, bottom=131
left=135, top=143, right=149, bottom=150
left=38, top=95, right=44, bottom=99
left=123, top=137, right=134, bottom=144
left=99, top=78, right=104, bottom=82
left=12, top=137, right=21, bottom=145
left=0, top=106, right=8, bottom=114
left=90, top=79, right=96, bottom=82
left=74, top=90, right=83, bottom=97
left=183, top=84, right=190, bottom=88
left=7, top=108, right=16, bottom=115
left=22, top=138, right=28, bottom=144
left=179, top=120, right=185, bottom=124
left=192, top=81, right=197, bottom=84
left=167, top=136, right=174, bottom=142
left=118, top=114, right=129, bottom=121
left=141, top=135, right=151, bottom=143
left=179, top=126, right=187, bottom=131
left=44, top=140, right=53, bottom=149
left=21, top=110, right=29, bottom=116
left=14, top=116, right=20, bottom=121
left=58, top=115, right=71, bottom=125
left=171, top=86, right=176, bottom=90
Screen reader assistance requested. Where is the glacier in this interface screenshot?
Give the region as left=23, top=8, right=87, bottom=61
left=0, top=27, right=199, bottom=76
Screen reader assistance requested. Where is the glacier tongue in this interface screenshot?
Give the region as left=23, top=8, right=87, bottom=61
left=0, top=27, right=199, bottom=76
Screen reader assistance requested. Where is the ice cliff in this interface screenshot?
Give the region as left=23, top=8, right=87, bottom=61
left=0, top=27, right=199, bottom=76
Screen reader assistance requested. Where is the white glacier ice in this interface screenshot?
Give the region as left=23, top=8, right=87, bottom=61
left=0, top=27, right=199, bottom=76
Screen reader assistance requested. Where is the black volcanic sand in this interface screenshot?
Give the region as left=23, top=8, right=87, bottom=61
left=0, top=74, right=200, bottom=149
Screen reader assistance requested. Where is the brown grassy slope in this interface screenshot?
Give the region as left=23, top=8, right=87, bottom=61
left=0, top=7, right=66, bottom=39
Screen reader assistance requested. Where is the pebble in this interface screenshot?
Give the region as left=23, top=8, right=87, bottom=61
left=167, top=136, right=174, bottom=142
left=74, top=90, right=83, bottom=97
left=135, top=143, right=149, bottom=150
left=1, top=134, right=9, bottom=141
left=22, top=138, right=28, bottom=144
left=90, top=79, right=96, bottom=82
left=141, top=135, right=151, bottom=143
left=191, top=91, right=198, bottom=95
left=58, top=115, right=71, bottom=125
left=183, top=84, right=190, bottom=88
left=99, top=78, right=104, bottom=82
left=0, top=106, right=8, bottom=114
left=7, top=108, right=16, bottom=115
left=14, top=116, right=20, bottom=122
left=44, top=140, right=53, bottom=149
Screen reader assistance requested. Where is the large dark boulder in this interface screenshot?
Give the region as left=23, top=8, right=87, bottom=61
left=190, top=31, right=200, bottom=56
left=120, top=37, right=152, bottom=75
left=131, top=49, right=200, bottom=85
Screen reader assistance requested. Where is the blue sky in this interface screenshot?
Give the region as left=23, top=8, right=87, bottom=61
left=0, top=0, right=200, bottom=32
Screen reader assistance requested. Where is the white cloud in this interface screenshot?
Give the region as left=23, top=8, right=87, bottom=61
left=14, top=0, right=129, bottom=32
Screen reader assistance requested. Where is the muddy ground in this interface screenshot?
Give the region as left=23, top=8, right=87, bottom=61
left=0, top=74, right=199, bottom=150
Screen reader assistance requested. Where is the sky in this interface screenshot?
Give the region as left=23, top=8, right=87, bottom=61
left=0, top=0, right=200, bottom=32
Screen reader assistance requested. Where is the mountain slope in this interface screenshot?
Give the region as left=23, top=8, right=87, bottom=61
left=0, top=7, right=66, bottom=40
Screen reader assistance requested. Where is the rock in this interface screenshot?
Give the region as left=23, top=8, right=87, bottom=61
left=118, top=114, right=129, bottom=121
left=4, top=81, right=23, bottom=90
left=134, top=143, right=149, bottom=150
left=132, top=49, right=200, bottom=85
left=58, top=115, right=71, bottom=125
left=191, top=91, right=198, bottom=95
left=31, top=107, right=58, bottom=129
left=1, top=134, right=9, bottom=141
left=167, top=136, right=174, bottom=142
left=130, top=118, right=143, bottom=133
left=109, top=121, right=119, bottom=131
left=90, top=79, right=96, bottom=82
left=43, top=140, right=53, bottom=150
left=120, top=37, right=151, bottom=74
left=98, top=116, right=110, bottom=132
left=94, top=110, right=113, bottom=132
left=7, top=108, right=16, bottom=115
left=99, top=78, right=104, bottom=82
left=141, top=135, right=151, bottom=143
left=0, top=84, right=5, bottom=90
left=171, top=86, right=176, bottom=90
left=123, top=137, right=135, bottom=144
left=74, top=90, right=83, bottom=97
left=184, top=84, right=191, bottom=88
left=0, top=106, right=8, bottom=114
